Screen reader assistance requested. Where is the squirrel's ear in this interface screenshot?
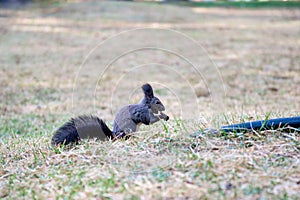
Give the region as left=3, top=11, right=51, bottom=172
left=142, top=83, right=154, bottom=99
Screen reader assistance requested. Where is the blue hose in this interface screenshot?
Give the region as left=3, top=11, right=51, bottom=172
left=221, top=116, right=300, bottom=133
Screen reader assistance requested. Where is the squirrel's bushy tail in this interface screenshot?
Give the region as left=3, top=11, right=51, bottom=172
left=51, top=115, right=113, bottom=146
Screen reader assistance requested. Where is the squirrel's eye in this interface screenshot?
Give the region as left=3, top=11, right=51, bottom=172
left=156, top=101, right=160, bottom=104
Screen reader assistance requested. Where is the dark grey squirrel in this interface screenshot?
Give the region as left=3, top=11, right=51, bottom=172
left=51, top=83, right=169, bottom=146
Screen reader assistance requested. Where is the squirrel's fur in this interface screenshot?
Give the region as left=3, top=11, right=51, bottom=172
left=51, top=83, right=169, bottom=146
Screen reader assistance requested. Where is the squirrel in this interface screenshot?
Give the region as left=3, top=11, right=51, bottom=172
left=51, top=83, right=169, bottom=146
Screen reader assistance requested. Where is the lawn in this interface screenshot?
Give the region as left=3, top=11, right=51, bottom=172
left=0, top=1, right=299, bottom=199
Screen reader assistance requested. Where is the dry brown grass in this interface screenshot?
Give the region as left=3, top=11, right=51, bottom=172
left=0, top=1, right=299, bottom=199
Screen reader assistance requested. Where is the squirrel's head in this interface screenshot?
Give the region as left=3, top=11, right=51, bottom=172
left=141, top=83, right=165, bottom=114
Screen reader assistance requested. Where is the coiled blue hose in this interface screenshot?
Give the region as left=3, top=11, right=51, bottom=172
left=221, top=116, right=300, bottom=132
left=220, top=116, right=300, bottom=132
left=191, top=116, right=300, bottom=136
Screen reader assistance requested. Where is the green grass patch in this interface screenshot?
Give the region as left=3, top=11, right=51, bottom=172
left=168, top=1, right=300, bottom=9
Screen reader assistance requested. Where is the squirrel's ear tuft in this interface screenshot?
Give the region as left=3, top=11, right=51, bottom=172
left=142, top=83, right=154, bottom=99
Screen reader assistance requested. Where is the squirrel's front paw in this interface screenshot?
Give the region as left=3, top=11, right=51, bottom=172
left=159, top=112, right=169, bottom=121
left=164, top=115, right=169, bottom=121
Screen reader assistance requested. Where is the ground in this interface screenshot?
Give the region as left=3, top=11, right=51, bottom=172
left=0, top=1, right=299, bottom=199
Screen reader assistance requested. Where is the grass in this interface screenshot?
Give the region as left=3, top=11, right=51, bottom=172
left=167, top=1, right=300, bottom=9
left=0, top=114, right=299, bottom=199
left=1, top=0, right=300, bottom=199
